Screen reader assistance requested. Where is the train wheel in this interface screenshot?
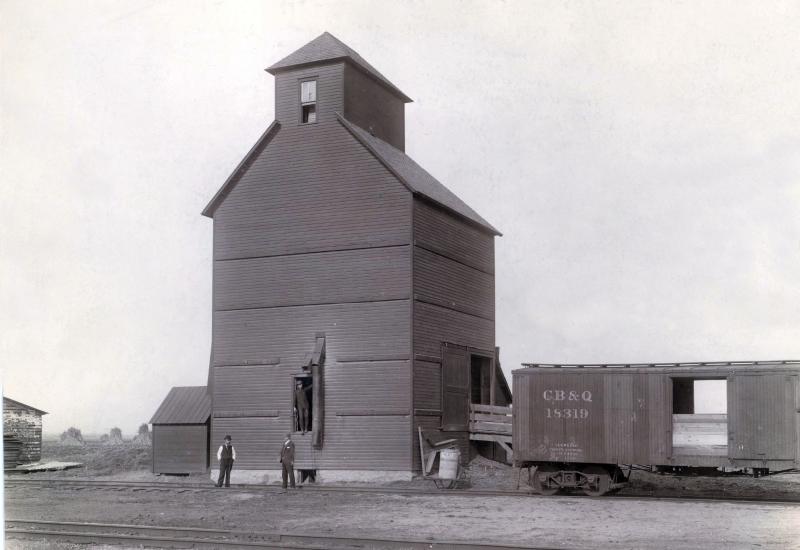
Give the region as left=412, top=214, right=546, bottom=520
left=581, top=465, right=610, bottom=497
left=531, top=464, right=560, bottom=496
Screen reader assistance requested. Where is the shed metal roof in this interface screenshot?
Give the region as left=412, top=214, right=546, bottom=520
left=3, top=396, right=47, bottom=416
left=266, top=32, right=412, bottom=103
left=515, top=360, right=800, bottom=374
left=338, top=114, right=501, bottom=235
left=150, top=386, right=210, bottom=425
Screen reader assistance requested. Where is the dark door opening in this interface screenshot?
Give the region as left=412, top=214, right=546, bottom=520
left=470, top=355, right=491, bottom=405
left=293, top=375, right=313, bottom=434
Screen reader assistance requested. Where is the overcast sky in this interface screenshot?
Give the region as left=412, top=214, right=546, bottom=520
left=2, top=1, right=798, bottom=435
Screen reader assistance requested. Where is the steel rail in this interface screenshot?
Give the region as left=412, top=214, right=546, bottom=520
left=5, top=518, right=559, bottom=550
left=5, top=477, right=800, bottom=505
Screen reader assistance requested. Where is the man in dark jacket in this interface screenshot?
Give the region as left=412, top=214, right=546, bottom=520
left=295, top=380, right=310, bottom=434
left=216, top=435, right=236, bottom=487
left=279, top=432, right=296, bottom=489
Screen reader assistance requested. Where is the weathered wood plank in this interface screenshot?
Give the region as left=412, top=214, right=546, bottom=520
left=469, top=421, right=512, bottom=435
left=470, top=412, right=512, bottom=424
left=470, top=403, right=512, bottom=415
left=469, top=432, right=512, bottom=444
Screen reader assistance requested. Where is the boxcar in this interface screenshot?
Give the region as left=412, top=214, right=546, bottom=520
left=512, top=361, right=800, bottom=495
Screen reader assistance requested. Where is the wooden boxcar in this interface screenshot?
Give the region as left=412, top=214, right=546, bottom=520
left=512, top=361, right=800, bottom=495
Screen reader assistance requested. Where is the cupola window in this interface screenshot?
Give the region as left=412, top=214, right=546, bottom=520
left=300, top=80, right=317, bottom=123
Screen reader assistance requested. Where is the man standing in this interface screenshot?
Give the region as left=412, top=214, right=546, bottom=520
left=216, top=435, right=236, bottom=488
left=295, top=380, right=310, bottom=434
left=279, top=432, right=296, bottom=489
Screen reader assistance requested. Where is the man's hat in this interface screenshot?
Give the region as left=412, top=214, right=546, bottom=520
left=224, top=435, right=232, bottom=441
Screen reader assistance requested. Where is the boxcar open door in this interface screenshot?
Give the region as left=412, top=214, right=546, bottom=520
left=728, top=373, right=798, bottom=461
left=441, top=345, right=469, bottom=431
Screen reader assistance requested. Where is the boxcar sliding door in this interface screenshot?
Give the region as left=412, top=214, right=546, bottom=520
left=728, top=373, right=798, bottom=461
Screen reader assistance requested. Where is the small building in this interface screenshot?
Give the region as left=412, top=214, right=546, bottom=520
left=3, top=396, right=47, bottom=467
left=150, top=386, right=211, bottom=474
left=199, top=32, right=511, bottom=482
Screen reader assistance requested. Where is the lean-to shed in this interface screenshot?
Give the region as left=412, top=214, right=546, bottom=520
left=150, top=386, right=211, bottom=474
left=3, top=396, right=47, bottom=468
left=201, top=31, right=511, bottom=481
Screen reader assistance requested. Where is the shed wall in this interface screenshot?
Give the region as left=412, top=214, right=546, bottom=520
left=153, top=424, right=209, bottom=474
left=2, top=405, right=43, bottom=463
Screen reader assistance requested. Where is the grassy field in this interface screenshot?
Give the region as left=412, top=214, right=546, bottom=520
left=40, top=440, right=152, bottom=476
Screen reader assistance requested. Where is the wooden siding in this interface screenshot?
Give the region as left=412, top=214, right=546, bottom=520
left=215, top=246, right=410, bottom=311
left=213, top=123, right=411, bottom=261
left=413, top=247, right=494, bottom=320
left=2, top=406, right=43, bottom=463
left=413, top=301, right=495, bottom=359
left=212, top=415, right=410, bottom=471
left=153, top=424, right=209, bottom=474
left=344, top=64, right=405, bottom=151
left=410, top=199, right=497, bottom=470
left=274, top=62, right=344, bottom=127
left=414, top=199, right=495, bottom=274
left=213, top=361, right=410, bottom=415
left=213, top=300, right=410, bottom=367
left=413, top=360, right=441, bottom=411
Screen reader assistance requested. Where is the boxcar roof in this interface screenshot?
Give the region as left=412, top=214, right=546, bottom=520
left=338, top=114, right=501, bottom=235
left=150, top=386, right=211, bottom=425
left=515, top=360, right=800, bottom=375
left=266, top=32, right=412, bottom=102
left=3, top=396, right=47, bottom=415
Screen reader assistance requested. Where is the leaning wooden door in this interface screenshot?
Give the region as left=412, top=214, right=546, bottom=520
left=728, top=373, right=797, bottom=460
left=441, top=345, right=470, bottom=431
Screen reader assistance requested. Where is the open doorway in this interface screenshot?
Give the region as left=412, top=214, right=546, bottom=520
left=671, top=377, right=727, bottom=456
left=470, top=355, right=492, bottom=405
left=293, top=375, right=313, bottom=434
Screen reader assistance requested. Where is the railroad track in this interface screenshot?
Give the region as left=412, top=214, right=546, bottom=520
left=5, top=477, right=800, bottom=505
left=5, top=518, right=556, bottom=549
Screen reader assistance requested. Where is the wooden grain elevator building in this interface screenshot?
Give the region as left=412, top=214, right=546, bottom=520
left=201, top=32, right=510, bottom=481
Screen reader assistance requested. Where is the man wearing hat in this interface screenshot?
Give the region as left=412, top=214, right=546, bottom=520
left=216, top=435, right=236, bottom=487
left=279, top=432, right=296, bottom=489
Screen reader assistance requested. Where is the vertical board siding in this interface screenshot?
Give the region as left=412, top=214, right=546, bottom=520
left=213, top=301, right=410, bottom=366
left=274, top=63, right=344, bottom=126
left=153, top=425, right=208, bottom=473
left=214, top=123, right=411, bottom=260
left=413, top=199, right=495, bottom=274
left=344, top=64, right=405, bottom=150
left=215, top=246, right=411, bottom=311
left=413, top=247, right=494, bottom=320
left=729, top=374, right=797, bottom=460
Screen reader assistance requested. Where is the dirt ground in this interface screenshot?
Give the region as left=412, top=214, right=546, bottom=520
left=25, top=442, right=800, bottom=501
left=6, top=443, right=800, bottom=549
left=5, top=478, right=800, bottom=549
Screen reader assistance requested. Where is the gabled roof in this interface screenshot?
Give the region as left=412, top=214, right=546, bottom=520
left=202, top=121, right=281, bottom=218
left=150, top=386, right=210, bottom=425
left=3, top=396, right=47, bottom=416
left=267, top=32, right=412, bottom=103
left=338, top=114, right=501, bottom=235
